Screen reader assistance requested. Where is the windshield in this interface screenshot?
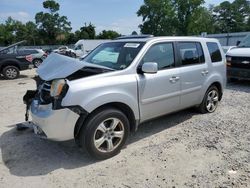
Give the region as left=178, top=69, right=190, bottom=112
left=83, top=42, right=145, bottom=70
left=239, top=35, right=250, bottom=47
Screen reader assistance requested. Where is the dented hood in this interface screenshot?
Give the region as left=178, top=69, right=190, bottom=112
left=37, top=53, right=113, bottom=81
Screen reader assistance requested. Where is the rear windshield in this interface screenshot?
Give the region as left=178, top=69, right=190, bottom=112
left=206, top=42, right=222, bottom=63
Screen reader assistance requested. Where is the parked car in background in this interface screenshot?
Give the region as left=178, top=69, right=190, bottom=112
left=0, top=41, right=33, bottom=79
left=226, top=35, right=250, bottom=81
left=23, top=36, right=226, bottom=159
left=18, top=49, right=47, bottom=67
left=74, top=39, right=111, bottom=57
left=53, top=46, right=76, bottom=58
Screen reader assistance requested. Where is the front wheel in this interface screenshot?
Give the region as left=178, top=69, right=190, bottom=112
left=198, top=86, right=219, bottom=113
left=79, top=108, right=130, bottom=160
left=2, top=66, right=20, bottom=79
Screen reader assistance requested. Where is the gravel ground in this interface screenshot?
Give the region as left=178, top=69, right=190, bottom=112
left=0, top=69, right=249, bottom=188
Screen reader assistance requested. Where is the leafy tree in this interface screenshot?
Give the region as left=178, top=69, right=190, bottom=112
left=97, top=30, right=121, bottom=39
left=173, top=0, right=205, bottom=35
left=131, top=31, right=138, bottom=35
left=66, top=32, right=78, bottom=44
left=137, top=0, right=205, bottom=36
left=187, top=7, right=215, bottom=35
left=213, top=1, right=234, bottom=33
left=231, top=0, right=250, bottom=32
left=0, top=17, right=16, bottom=45
left=77, top=23, right=96, bottom=39
left=35, top=0, right=71, bottom=44
left=137, top=0, right=177, bottom=36
left=24, top=22, right=39, bottom=45
left=212, top=0, right=250, bottom=33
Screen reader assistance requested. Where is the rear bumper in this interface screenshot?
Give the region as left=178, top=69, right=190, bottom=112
left=227, top=67, right=250, bottom=80
left=30, top=101, right=79, bottom=141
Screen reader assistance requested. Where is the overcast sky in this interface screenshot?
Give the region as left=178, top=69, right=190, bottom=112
left=0, top=0, right=234, bottom=35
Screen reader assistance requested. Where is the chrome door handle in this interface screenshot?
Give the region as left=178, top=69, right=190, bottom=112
left=169, top=76, right=180, bottom=83
left=201, top=70, right=209, bottom=76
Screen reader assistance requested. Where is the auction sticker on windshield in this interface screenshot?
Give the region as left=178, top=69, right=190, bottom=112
left=124, top=43, right=140, bottom=48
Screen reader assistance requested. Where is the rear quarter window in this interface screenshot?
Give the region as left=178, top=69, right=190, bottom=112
left=206, top=42, right=222, bottom=63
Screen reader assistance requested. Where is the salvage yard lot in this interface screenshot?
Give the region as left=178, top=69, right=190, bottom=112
left=0, top=70, right=249, bottom=188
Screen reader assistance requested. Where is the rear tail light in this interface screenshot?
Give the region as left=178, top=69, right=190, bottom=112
left=25, top=55, right=33, bottom=63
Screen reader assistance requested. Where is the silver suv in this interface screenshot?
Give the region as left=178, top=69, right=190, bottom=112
left=23, top=36, right=226, bottom=159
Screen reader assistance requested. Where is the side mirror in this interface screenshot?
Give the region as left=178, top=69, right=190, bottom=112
left=236, top=41, right=241, bottom=46
left=141, top=62, right=158, bottom=74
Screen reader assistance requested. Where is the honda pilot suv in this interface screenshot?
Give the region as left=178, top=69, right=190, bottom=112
left=23, top=36, right=226, bottom=159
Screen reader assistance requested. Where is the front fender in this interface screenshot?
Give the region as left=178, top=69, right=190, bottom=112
left=83, top=92, right=139, bottom=120
left=61, top=76, right=140, bottom=120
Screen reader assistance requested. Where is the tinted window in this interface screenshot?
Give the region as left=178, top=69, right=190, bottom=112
left=178, top=42, right=205, bottom=66
left=207, top=42, right=222, bottom=62
left=142, top=43, right=175, bottom=70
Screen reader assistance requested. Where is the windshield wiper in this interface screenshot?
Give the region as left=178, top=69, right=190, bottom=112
left=83, top=66, right=115, bottom=73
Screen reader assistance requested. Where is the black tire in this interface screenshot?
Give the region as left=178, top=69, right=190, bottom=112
left=198, top=86, right=219, bottom=114
left=2, top=66, right=20, bottom=79
left=33, top=59, right=42, bottom=68
left=79, top=108, right=130, bottom=160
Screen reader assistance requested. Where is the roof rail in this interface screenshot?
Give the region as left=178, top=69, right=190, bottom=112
left=115, top=35, right=154, bottom=40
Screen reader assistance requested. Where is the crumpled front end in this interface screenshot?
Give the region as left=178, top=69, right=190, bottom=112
left=22, top=53, right=108, bottom=141
left=30, top=101, right=79, bottom=141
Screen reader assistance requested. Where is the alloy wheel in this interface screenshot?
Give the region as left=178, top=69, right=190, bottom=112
left=206, top=90, right=219, bottom=112
left=93, top=118, right=125, bottom=153
left=5, top=68, right=18, bottom=79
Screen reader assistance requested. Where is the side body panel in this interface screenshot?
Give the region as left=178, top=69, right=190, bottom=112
left=137, top=69, right=181, bottom=122
left=62, top=74, right=140, bottom=121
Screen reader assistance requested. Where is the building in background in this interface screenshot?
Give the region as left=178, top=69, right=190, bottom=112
left=206, top=32, right=250, bottom=46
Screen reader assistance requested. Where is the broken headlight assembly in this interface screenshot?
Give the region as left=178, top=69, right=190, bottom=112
left=50, top=79, right=69, bottom=109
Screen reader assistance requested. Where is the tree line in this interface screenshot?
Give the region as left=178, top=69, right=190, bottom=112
left=0, top=0, right=250, bottom=46
left=138, top=0, right=250, bottom=36
left=0, top=0, right=121, bottom=46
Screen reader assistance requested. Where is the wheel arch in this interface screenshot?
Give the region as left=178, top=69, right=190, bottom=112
left=209, top=81, right=223, bottom=101
left=74, top=102, right=138, bottom=139
left=0, top=60, right=20, bottom=72
left=32, top=58, right=42, bottom=62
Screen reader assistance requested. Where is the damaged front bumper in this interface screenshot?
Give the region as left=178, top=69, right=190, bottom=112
left=30, top=100, right=80, bottom=141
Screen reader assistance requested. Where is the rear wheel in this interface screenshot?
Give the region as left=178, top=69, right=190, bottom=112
left=33, top=59, right=42, bottom=68
left=79, top=108, right=129, bottom=160
left=2, top=66, right=20, bottom=79
left=198, top=86, right=219, bottom=113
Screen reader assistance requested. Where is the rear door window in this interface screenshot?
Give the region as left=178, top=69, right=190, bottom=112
left=178, top=42, right=205, bottom=66
left=207, top=42, right=222, bottom=63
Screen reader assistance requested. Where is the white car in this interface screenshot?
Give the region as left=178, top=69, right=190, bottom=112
left=53, top=46, right=76, bottom=58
